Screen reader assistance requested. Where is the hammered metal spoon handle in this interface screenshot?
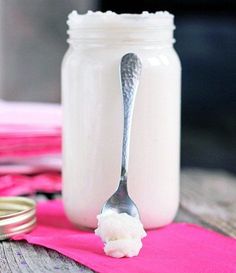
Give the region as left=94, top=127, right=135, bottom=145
left=120, top=53, right=142, bottom=183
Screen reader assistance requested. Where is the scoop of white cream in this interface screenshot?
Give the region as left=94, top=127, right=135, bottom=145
left=95, top=211, right=146, bottom=258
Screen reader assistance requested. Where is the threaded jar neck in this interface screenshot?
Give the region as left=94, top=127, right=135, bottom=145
left=67, top=10, right=175, bottom=47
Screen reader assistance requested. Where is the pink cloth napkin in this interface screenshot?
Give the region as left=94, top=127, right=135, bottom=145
left=0, top=155, right=61, bottom=175
left=0, top=100, right=61, bottom=127
left=0, top=101, right=62, bottom=195
left=0, top=101, right=61, bottom=160
left=13, top=200, right=236, bottom=273
left=0, top=174, right=61, bottom=196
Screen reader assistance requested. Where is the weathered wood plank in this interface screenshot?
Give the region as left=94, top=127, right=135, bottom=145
left=0, top=242, right=12, bottom=273
left=2, top=241, right=26, bottom=273
left=8, top=242, right=33, bottom=273
left=19, top=242, right=94, bottom=273
left=180, top=168, right=236, bottom=237
left=0, top=241, right=95, bottom=273
left=46, top=248, right=94, bottom=273
left=18, top=242, right=61, bottom=273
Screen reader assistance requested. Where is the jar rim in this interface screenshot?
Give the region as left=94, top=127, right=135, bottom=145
left=67, top=10, right=174, bottom=30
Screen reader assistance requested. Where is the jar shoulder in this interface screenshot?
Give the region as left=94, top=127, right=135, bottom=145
left=62, top=45, right=181, bottom=70
left=143, top=47, right=181, bottom=69
left=61, top=47, right=74, bottom=69
left=171, top=47, right=181, bottom=69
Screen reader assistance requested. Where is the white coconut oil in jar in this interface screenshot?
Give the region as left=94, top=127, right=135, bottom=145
left=62, top=10, right=181, bottom=229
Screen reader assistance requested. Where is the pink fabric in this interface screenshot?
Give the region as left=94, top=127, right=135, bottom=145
left=0, top=101, right=62, bottom=195
left=0, top=101, right=61, bottom=160
left=0, top=101, right=61, bottom=127
left=13, top=200, right=236, bottom=273
left=0, top=174, right=61, bottom=196
left=0, top=155, right=61, bottom=175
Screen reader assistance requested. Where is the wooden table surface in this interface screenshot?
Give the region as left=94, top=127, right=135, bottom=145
left=1, top=169, right=236, bottom=273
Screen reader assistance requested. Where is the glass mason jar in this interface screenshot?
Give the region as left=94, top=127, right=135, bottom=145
left=62, top=11, right=181, bottom=229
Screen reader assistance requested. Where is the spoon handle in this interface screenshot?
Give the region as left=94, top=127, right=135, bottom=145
left=120, top=53, right=142, bottom=182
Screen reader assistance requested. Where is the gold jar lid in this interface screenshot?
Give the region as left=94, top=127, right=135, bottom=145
left=0, top=197, right=36, bottom=240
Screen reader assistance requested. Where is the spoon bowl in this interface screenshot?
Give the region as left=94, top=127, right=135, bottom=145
left=101, top=180, right=140, bottom=218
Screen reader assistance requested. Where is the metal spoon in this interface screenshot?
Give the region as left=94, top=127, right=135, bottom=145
left=101, top=53, right=142, bottom=218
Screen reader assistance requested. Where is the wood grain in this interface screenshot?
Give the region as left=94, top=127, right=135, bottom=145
left=179, top=168, right=236, bottom=237
left=0, top=169, right=236, bottom=273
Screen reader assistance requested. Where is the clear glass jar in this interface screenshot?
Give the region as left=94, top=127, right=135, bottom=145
left=62, top=11, right=181, bottom=229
